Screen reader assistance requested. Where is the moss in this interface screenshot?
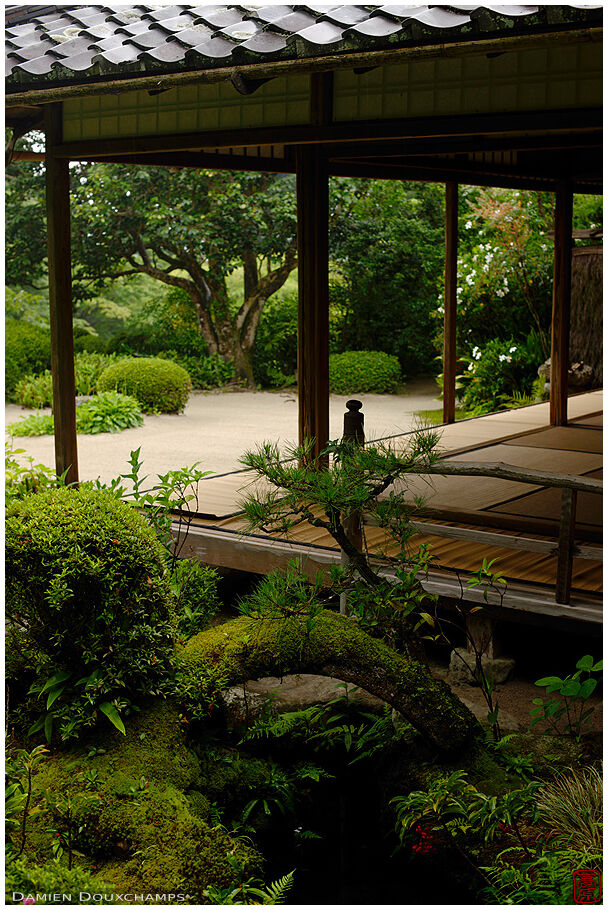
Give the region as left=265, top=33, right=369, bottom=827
left=23, top=701, right=262, bottom=901
left=182, top=611, right=478, bottom=753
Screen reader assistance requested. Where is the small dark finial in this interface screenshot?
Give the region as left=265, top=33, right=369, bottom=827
left=346, top=399, right=362, bottom=412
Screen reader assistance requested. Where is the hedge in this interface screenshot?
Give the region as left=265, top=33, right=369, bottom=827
left=329, top=350, right=402, bottom=394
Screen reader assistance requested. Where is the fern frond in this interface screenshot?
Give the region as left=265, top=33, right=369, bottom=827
left=263, top=870, right=295, bottom=904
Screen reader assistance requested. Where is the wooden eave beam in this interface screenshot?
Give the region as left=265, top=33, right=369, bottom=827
left=49, top=107, right=602, bottom=160
left=5, top=26, right=601, bottom=111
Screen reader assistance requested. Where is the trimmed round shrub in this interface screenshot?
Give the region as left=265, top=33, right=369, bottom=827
left=73, top=332, right=107, bottom=354
left=6, top=487, right=175, bottom=740
left=5, top=319, right=51, bottom=397
left=97, top=357, right=191, bottom=413
left=329, top=350, right=402, bottom=394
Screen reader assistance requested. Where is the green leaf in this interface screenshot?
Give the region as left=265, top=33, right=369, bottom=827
left=39, top=671, right=72, bottom=695
left=46, top=686, right=65, bottom=710
left=560, top=680, right=581, bottom=697
left=44, top=714, right=53, bottom=743
left=99, top=702, right=126, bottom=735
left=28, top=716, right=46, bottom=736
left=578, top=678, right=597, bottom=699
left=535, top=676, right=562, bottom=687
left=575, top=655, right=594, bottom=670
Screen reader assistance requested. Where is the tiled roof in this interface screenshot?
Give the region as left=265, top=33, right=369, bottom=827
left=5, top=4, right=603, bottom=88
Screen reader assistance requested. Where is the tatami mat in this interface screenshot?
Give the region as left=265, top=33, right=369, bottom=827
left=503, top=426, right=602, bottom=454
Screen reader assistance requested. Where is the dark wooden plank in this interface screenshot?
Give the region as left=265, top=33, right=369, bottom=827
left=45, top=103, right=78, bottom=484
left=550, top=182, right=573, bottom=426
left=556, top=488, right=578, bottom=603
left=7, top=28, right=601, bottom=111
left=310, top=71, right=333, bottom=127
left=52, top=107, right=602, bottom=159
left=297, top=146, right=329, bottom=464
left=443, top=182, right=458, bottom=423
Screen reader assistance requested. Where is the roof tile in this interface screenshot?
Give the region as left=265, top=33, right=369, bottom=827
left=5, top=4, right=603, bottom=89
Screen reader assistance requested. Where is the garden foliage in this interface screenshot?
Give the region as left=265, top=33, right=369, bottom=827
left=6, top=486, right=175, bottom=741
left=5, top=319, right=51, bottom=397
left=328, top=350, right=402, bottom=394
left=8, top=393, right=143, bottom=437
left=97, top=356, right=191, bottom=413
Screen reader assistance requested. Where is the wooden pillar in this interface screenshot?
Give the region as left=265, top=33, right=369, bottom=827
left=443, top=182, right=458, bottom=424
left=45, top=103, right=78, bottom=483
left=296, top=146, right=329, bottom=463
left=549, top=182, right=573, bottom=427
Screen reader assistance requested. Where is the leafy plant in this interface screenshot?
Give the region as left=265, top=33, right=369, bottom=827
left=8, top=393, right=143, bottom=437
left=5, top=318, right=51, bottom=397
left=328, top=349, right=402, bottom=394
left=159, top=350, right=234, bottom=390
left=7, top=412, right=55, bottom=437
left=393, top=770, right=540, bottom=886
left=481, top=847, right=602, bottom=905
left=253, top=291, right=298, bottom=388
left=530, top=655, right=602, bottom=740
left=202, top=868, right=295, bottom=905
left=5, top=855, right=111, bottom=905
left=75, top=391, right=143, bottom=434
left=5, top=744, right=49, bottom=859
left=535, top=765, right=602, bottom=852
left=6, top=486, right=175, bottom=741
left=97, top=356, right=191, bottom=413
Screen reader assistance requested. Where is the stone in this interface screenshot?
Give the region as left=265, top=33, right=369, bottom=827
left=220, top=685, right=273, bottom=726
left=448, top=648, right=515, bottom=687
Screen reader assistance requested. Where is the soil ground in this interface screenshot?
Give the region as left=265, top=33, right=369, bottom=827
left=5, top=378, right=439, bottom=481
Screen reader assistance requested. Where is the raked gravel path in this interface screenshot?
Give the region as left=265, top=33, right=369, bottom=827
left=5, top=378, right=439, bottom=483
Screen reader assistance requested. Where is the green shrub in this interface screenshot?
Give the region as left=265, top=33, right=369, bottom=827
left=460, top=332, right=548, bottom=414
left=8, top=393, right=143, bottom=437
left=329, top=350, right=402, bottom=394
left=76, top=392, right=143, bottom=434
left=14, top=353, right=126, bottom=409
left=6, top=856, right=111, bottom=905
left=5, top=319, right=51, bottom=397
left=6, top=487, right=175, bottom=741
left=5, top=442, right=61, bottom=502
left=73, top=329, right=107, bottom=354
left=253, top=292, right=298, bottom=387
left=173, top=559, right=222, bottom=639
left=98, top=357, right=191, bottom=413
left=159, top=351, right=234, bottom=390
left=105, top=329, right=162, bottom=356
left=13, top=371, right=54, bottom=409
left=7, top=413, right=54, bottom=437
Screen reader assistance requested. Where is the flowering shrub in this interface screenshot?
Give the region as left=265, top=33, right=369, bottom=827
left=460, top=333, right=546, bottom=414
left=433, top=187, right=554, bottom=348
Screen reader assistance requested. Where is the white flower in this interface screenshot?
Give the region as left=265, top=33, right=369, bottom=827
left=467, top=363, right=474, bottom=371
left=472, top=346, right=481, bottom=360
left=509, top=346, right=517, bottom=353
left=465, top=220, right=473, bottom=229
left=496, top=289, right=505, bottom=297
left=499, top=354, right=507, bottom=362
left=541, top=244, right=547, bottom=251
left=482, top=264, right=489, bottom=272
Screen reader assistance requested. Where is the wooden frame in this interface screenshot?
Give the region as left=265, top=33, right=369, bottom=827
left=443, top=183, right=458, bottom=423
left=45, top=102, right=78, bottom=484
left=550, top=182, right=574, bottom=426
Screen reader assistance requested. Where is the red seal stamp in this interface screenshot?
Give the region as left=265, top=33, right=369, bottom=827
left=573, top=869, right=602, bottom=904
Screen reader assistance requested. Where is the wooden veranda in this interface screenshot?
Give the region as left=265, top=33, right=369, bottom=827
left=5, top=5, right=603, bottom=623
left=177, top=389, right=602, bottom=626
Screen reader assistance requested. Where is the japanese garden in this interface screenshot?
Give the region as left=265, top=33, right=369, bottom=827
left=5, top=4, right=603, bottom=906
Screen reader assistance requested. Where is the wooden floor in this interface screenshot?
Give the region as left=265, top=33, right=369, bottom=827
left=182, top=390, right=602, bottom=623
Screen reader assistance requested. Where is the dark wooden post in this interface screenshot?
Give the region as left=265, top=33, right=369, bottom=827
left=45, top=103, right=78, bottom=484
left=443, top=182, right=458, bottom=424
left=555, top=487, right=577, bottom=604
left=340, top=400, right=364, bottom=614
left=550, top=182, right=573, bottom=427
left=296, top=145, right=329, bottom=464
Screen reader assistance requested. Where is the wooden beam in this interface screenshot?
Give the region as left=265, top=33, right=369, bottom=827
left=556, top=488, right=578, bottom=604
left=45, top=103, right=78, bottom=484
left=51, top=107, right=602, bottom=160
left=405, top=459, right=602, bottom=494
left=443, top=182, right=458, bottom=423
left=550, top=182, right=574, bottom=426
left=297, top=146, right=329, bottom=464
left=5, top=27, right=601, bottom=110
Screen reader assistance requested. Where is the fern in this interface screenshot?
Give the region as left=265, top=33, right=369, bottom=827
left=263, top=870, right=295, bottom=904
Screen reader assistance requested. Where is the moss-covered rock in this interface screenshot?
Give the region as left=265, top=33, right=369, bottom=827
left=22, top=702, right=262, bottom=901
left=182, top=611, right=478, bottom=753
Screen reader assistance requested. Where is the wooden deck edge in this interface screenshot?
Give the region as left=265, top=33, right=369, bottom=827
left=177, top=523, right=602, bottom=625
